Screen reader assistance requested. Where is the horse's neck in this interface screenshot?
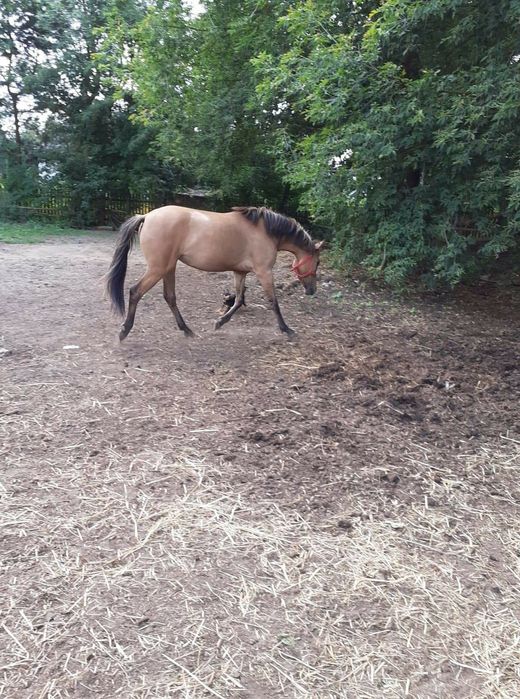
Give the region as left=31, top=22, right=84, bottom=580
left=278, top=240, right=307, bottom=259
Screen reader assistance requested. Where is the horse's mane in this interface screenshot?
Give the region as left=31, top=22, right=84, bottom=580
left=232, top=206, right=314, bottom=252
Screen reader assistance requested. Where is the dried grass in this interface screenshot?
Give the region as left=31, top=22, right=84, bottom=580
left=2, top=239, right=520, bottom=698
left=2, top=439, right=520, bottom=698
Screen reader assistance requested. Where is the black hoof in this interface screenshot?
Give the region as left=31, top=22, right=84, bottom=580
left=183, top=327, right=195, bottom=338
left=119, top=327, right=129, bottom=342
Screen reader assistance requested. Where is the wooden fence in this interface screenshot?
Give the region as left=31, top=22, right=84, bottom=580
left=0, top=190, right=211, bottom=228
left=92, top=195, right=172, bottom=228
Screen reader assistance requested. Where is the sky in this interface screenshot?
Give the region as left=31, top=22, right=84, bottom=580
left=186, top=0, right=204, bottom=17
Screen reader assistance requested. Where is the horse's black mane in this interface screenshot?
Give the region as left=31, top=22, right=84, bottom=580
left=232, top=206, right=314, bottom=252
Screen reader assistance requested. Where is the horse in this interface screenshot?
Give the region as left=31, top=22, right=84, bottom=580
left=106, top=205, right=324, bottom=340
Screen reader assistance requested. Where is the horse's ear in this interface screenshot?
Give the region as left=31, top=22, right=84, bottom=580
left=314, top=240, right=326, bottom=251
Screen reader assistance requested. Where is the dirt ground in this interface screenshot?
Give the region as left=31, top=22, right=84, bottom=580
left=1, top=234, right=520, bottom=698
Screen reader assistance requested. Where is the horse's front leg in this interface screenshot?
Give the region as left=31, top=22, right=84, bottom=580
left=255, top=269, right=294, bottom=337
left=215, top=272, right=247, bottom=329
left=163, top=267, right=194, bottom=337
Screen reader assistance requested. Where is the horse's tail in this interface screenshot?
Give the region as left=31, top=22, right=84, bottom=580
left=106, top=215, right=145, bottom=315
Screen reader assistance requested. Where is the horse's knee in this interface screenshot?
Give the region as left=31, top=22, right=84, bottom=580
left=129, top=284, right=140, bottom=302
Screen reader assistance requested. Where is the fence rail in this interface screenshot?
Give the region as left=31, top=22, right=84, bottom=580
left=0, top=191, right=211, bottom=227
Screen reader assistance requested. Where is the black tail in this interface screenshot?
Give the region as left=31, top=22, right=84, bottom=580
left=106, top=215, right=145, bottom=315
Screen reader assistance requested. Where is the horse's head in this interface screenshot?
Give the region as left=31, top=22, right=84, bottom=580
left=292, top=241, right=325, bottom=295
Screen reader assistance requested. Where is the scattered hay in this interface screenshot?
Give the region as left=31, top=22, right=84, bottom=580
left=1, top=441, right=520, bottom=698
left=2, top=239, right=520, bottom=697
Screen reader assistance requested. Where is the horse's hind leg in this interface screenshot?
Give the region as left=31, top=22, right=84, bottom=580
left=120, top=270, right=162, bottom=342
left=163, top=268, right=194, bottom=337
left=222, top=273, right=247, bottom=310
left=215, top=272, right=247, bottom=330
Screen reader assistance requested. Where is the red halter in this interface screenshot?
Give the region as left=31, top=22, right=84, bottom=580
left=292, top=254, right=315, bottom=280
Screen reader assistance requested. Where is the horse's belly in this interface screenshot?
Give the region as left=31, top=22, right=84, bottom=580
left=179, top=250, right=250, bottom=273
left=180, top=228, right=252, bottom=272
left=178, top=214, right=274, bottom=272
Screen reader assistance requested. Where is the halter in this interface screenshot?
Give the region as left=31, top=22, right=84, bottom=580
left=292, top=254, right=316, bottom=280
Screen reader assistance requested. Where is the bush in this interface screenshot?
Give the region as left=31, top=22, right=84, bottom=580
left=255, top=0, right=520, bottom=286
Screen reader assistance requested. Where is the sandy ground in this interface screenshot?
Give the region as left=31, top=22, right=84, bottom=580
left=1, top=234, right=520, bottom=698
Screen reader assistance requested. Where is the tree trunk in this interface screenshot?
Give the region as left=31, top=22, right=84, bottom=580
left=7, top=87, right=22, bottom=164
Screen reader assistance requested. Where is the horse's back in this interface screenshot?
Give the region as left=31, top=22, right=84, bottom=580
left=141, top=206, right=244, bottom=246
left=138, top=205, right=274, bottom=273
left=142, top=205, right=234, bottom=232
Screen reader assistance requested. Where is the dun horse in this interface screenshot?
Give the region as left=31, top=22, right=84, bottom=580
left=106, top=205, right=324, bottom=340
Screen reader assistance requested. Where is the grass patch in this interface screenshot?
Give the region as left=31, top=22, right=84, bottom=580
left=0, top=220, right=93, bottom=243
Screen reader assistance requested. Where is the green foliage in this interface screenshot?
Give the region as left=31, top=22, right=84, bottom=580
left=113, top=0, right=295, bottom=207
left=254, top=0, right=520, bottom=286
left=0, top=0, right=175, bottom=224
left=3, top=0, right=519, bottom=285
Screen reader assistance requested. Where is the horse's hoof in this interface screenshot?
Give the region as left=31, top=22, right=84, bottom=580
left=119, top=328, right=128, bottom=342
left=184, top=328, right=195, bottom=338
left=284, top=328, right=296, bottom=339
left=214, top=320, right=222, bottom=330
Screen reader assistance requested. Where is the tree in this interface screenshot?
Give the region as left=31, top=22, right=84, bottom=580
left=31, top=0, right=174, bottom=222
left=255, top=0, right=520, bottom=286
left=119, top=0, right=296, bottom=208
left=1, top=0, right=176, bottom=223
left=0, top=0, right=66, bottom=161
left=0, top=0, right=70, bottom=207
